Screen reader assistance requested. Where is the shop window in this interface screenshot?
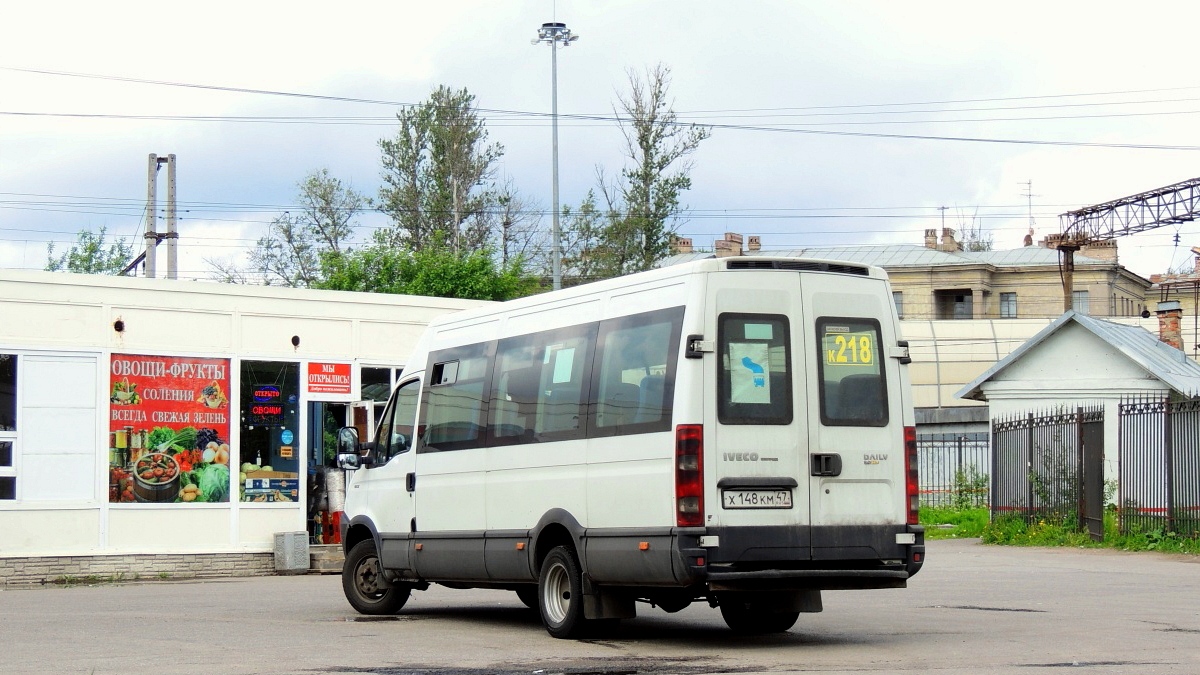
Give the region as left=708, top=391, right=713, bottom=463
left=1, top=354, right=15, bottom=500
left=240, top=361, right=300, bottom=503
left=360, top=367, right=393, bottom=402
left=107, top=354, right=232, bottom=504
left=0, top=438, right=13, bottom=500
left=0, top=353, right=15, bottom=431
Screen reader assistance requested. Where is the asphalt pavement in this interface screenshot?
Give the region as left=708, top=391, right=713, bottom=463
left=1, top=539, right=1198, bottom=675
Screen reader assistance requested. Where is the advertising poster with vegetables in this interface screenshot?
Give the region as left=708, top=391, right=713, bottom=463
left=108, top=354, right=232, bottom=504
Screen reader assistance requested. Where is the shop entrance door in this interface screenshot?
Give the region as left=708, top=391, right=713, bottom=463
left=307, top=401, right=350, bottom=544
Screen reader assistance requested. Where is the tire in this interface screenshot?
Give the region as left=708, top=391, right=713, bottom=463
left=719, top=598, right=800, bottom=635
left=515, top=585, right=539, bottom=610
left=342, top=539, right=411, bottom=615
left=538, top=545, right=589, bottom=639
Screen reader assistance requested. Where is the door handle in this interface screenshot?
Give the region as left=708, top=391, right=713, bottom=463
left=406, top=472, right=416, bottom=492
left=811, top=454, right=842, bottom=477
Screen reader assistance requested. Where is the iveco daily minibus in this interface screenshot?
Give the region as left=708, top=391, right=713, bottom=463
left=336, top=256, right=924, bottom=638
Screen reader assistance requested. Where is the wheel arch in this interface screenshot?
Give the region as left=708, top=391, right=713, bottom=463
left=530, top=508, right=585, bottom=575
left=342, top=515, right=380, bottom=556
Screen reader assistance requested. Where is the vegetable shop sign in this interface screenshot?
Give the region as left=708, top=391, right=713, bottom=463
left=306, top=362, right=352, bottom=395
left=108, top=354, right=232, bottom=504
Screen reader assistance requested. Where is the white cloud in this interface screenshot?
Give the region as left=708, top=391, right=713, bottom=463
left=5, top=1, right=1200, bottom=280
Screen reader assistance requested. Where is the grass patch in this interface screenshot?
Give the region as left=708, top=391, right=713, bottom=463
left=920, top=506, right=989, bottom=539
left=52, top=573, right=134, bottom=587
left=982, top=512, right=1200, bottom=555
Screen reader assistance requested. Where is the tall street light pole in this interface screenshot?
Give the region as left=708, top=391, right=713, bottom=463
left=533, top=22, right=578, bottom=291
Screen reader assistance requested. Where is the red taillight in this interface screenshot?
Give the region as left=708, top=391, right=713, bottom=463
left=675, top=424, right=704, bottom=527
left=904, top=425, right=919, bottom=525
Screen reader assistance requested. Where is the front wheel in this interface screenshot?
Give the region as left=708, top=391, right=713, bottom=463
left=342, top=540, right=411, bottom=615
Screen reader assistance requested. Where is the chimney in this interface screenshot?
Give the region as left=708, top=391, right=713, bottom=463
left=1081, top=240, right=1118, bottom=263
left=1024, top=228, right=1034, bottom=247
left=747, top=235, right=761, bottom=252
left=671, top=236, right=693, bottom=255
left=939, top=227, right=959, bottom=252
left=1156, top=300, right=1184, bottom=350
left=924, top=229, right=938, bottom=249
left=1191, top=246, right=1200, bottom=273
left=714, top=232, right=744, bottom=258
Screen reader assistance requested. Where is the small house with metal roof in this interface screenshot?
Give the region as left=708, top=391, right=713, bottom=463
left=956, top=308, right=1200, bottom=481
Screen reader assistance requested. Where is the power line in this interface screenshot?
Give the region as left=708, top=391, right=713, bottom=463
left=5, top=67, right=1200, bottom=150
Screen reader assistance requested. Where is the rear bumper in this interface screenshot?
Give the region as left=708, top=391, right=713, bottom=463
left=668, top=523, right=925, bottom=590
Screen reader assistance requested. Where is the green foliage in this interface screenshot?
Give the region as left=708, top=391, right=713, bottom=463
left=982, top=513, right=1200, bottom=554
left=377, top=85, right=505, bottom=253
left=920, top=506, right=989, bottom=539
left=45, top=226, right=134, bottom=275
left=317, top=245, right=536, bottom=301
left=951, top=464, right=989, bottom=510
left=559, top=191, right=607, bottom=286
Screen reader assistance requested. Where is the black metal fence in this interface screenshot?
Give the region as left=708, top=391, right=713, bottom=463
left=991, top=406, right=1105, bottom=535
left=916, top=433, right=990, bottom=507
left=1118, top=397, right=1200, bottom=537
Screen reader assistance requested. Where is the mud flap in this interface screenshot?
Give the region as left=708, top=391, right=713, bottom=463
left=582, top=578, right=636, bottom=619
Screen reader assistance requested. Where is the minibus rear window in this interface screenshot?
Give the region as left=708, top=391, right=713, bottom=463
left=718, top=314, right=793, bottom=425
left=817, top=317, right=888, bottom=427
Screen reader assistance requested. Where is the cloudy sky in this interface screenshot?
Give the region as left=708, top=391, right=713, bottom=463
left=3, top=1, right=1200, bottom=281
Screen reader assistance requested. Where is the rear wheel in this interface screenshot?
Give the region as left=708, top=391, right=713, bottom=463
left=719, top=598, right=800, bottom=635
left=538, top=545, right=590, bottom=639
left=342, top=540, right=411, bottom=615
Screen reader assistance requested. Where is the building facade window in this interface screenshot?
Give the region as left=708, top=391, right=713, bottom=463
left=1000, top=292, right=1017, bottom=319
left=0, top=353, right=16, bottom=500
left=1073, top=290, right=1090, bottom=315
left=935, top=290, right=974, bottom=320
left=892, top=291, right=904, bottom=319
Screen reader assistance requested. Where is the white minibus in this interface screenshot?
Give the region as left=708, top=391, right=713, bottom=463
left=337, top=256, right=924, bottom=638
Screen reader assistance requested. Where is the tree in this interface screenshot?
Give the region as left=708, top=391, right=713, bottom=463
left=316, top=244, right=536, bottom=301
left=209, top=169, right=365, bottom=287
left=559, top=191, right=607, bottom=286
left=958, top=208, right=993, bottom=252
left=45, top=226, right=134, bottom=275
left=377, top=86, right=504, bottom=253
left=494, top=177, right=546, bottom=270
left=590, top=64, right=711, bottom=276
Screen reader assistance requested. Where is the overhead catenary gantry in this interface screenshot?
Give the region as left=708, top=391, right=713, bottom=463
left=1055, top=176, right=1200, bottom=311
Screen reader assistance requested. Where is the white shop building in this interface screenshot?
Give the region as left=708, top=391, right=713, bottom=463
left=0, top=270, right=483, bottom=583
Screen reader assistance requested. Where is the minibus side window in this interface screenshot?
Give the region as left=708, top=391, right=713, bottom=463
left=420, top=343, right=492, bottom=452
left=589, top=307, right=684, bottom=437
left=816, top=317, right=888, bottom=427
left=718, top=314, right=793, bottom=425
left=487, top=323, right=595, bottom=445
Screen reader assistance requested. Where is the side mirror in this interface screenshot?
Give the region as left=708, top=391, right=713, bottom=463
left=336, top=427, right=367, bottom=470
